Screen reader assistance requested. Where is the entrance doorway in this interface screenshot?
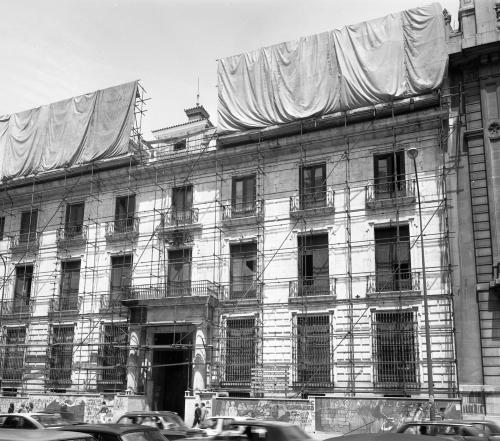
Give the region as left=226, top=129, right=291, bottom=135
left=152, top=332, right=192, bottom=417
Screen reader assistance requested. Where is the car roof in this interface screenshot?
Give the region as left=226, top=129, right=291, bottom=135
left=336, top=434, right=443, bottom=441
left=122, top=411, right=178, bottom=416
left=0, top=428, right=94, bottom=441
left=59, top=423, right=158, bottom=435
left=404, top=421, right=476, bottom=426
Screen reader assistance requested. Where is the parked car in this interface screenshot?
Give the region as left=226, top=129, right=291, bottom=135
left=57, top=423, right=168, bottom=441
left=0, top=413, right=82, bottom=429
left=199, top=420, right=311, bottom=441
left=198, top=416, right=256, bottom=437
left=396, top=421, right=486, bottom=441
left=0, top=428, right=95, bottom=441
left=449, top=421, right=500, bottom=437
left=117, top=411, right=201, bottom=439
left=327, top=434, right=441, bottom=441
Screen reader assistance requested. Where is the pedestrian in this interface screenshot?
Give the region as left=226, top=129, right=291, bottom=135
left=98, top=401, right=108, bottom=423
left=192, top=403, right=201, bottom=428
left=7, top=403, right=14, bottom=414
left=200, top=402, right=208, bottom=422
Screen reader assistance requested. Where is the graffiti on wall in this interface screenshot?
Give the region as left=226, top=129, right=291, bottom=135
left=0, top=394, right=135, bottom=423
left=315, top=398, right=462, bottom=434
left=213, top=398, right=314, bottom=431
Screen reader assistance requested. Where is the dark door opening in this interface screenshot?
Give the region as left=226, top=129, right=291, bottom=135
left=152, top=332, right=192, bottom=417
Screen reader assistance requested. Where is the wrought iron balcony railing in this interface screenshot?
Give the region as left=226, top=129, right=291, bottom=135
left=101, top=289, right=128, bottom=310
left=0, top=297, right=35, bottom=316
left=221, top=200, right=264, bottom=222
left=49, top=295, right=81, bottom=313
left=367, top=270, right=421, bottom=294
left=289, top=277, right=336, bottom=297
left=290, top=187, right=335, bottom=216
left=125, top=280, right=221, bottom=301
left=220, top=278, right=263, bottom=301
left=56, top=225, right=88, bottom=247
left=365, top=179, right=416, bottom=208
left=9, top=232, right=40, bottom=253
left=160, top=208, right=199, bottom=227
left=105, top=217, right=140, bottom=241
left=97, top=355, right=127, bottom=384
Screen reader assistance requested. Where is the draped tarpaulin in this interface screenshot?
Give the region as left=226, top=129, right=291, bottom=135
left=217, top=3, right=447, bottom=133
left=0, top=81, right=138, bottom=180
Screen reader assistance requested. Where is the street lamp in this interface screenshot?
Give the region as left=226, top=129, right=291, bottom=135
left=407, top=146, right=435, bottom=420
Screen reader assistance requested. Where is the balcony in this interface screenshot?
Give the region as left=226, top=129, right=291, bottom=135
left=0, top=297, right=34, bottom=318
left=221, top=200, right=264, bottom=227
left=220, top=278, right=263, bottom=303
left=367, top=270, right=421, bottom=295
left=124, top=280, right=221, bottom=302
left=100, top=290, right=128, bottom=312
left=2, top=363, right=24, bottom=383
left=9, top=232, right=40, bottom=254
left=289, top=277, right=336, bottom=302
left=56, top=225, right=87, bottom=248
left=105, top=217, right=139, bottom=243
left=290, top=187, right=335, bottom=218
left=365, top=179, right=416, bottom=209
left=97, top=355, right=127, bottom=387
left=48, top=295, right=81, bottom=316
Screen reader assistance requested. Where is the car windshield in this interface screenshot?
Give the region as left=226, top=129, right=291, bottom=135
left=31, top=413, right=72, bottom=427
left=122, top=431, right=166, bottom=441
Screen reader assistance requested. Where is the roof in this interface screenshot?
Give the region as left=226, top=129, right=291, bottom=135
left=0, top=429, right=94, bottom=441
left=60, top=423, right=158, bottom=435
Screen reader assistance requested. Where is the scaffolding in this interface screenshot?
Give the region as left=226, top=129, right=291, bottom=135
left=0, top=81, right=466, bottom=407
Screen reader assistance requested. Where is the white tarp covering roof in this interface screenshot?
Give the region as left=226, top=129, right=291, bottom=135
left=0, top=81, right=138, bottom=181
left=217, top=3, right=447, bottom=133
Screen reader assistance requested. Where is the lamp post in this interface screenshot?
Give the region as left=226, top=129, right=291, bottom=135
left=407, top=146, right=435, bottom=420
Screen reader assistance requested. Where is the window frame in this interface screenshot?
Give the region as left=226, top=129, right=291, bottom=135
left=299, top=163, right=327, bottom=210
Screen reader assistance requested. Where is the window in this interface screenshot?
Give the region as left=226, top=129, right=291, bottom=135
left=2, top=327, right=26, bottom=381
left=110, top=255, right=133, bottom=302
left=19, top=210, right=38, bottom=243
left=174, top=139, right=186, bottom=151
left=48, top=325, right=74, bottom=383
left=300, top=163, right=326, bottom=209
left=230, top=242, right=257, bottom=299
left=13, top=265, right=33, bottom=313
left=298, top=233, right=329, bottom=296
left=372, top=310, right=418, bottom=388
left=374, top=225, right=411, bottom=291
left=114, top=194, right=136, bottom=233
left=64, top=202, right=84, bottom=238
left=99, top=324, right=128, bottom=385
left=225, top=317, right=256, bottom=384
left=167, top=249, right=191, bottom=296
left=232, top=175, right=256, bottom=215
left=295, top=314, right=331, bottom=385
left=0, top=216, right=5, bottom=241
left=172, top=186, right=193, bottom=223
left=59, top=260, right=81, bottom=310
left=374, top=151, right=406, bottom=199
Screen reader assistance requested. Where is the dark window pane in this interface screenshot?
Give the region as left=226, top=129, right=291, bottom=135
left=300, top=164, right=326, bottom=209
left=20, top=210, right=38, bottom=242
left=65, top=202, right=84, bottom=236
left=230, top=242, right=257, bottom=298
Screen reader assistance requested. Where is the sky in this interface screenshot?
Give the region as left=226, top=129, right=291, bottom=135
left=1, top=0, right=460, bottom=139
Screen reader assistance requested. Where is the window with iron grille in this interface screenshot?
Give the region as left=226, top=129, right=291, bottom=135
left=64, top=202, right=84, bottom=238
left=114, top=195, right=136, bottom=233
left=225, top=317, right=256, bottom=384
left=110, top=255, right=133, bottom=304
left=167, top=249, right=191, bottom=296
left=374, top=151, right=406, bottom=199
left=295, top=314, right=331, bottom=386
left=374, top=225, right=411, bottom=291
left=300, top=163, right=326, bottom=210
left=98, top=324, right=128, bottom=386
left=48, top=325, right=74, bottom=384
left=20, top=210, right=38, bottom=243
left=2, top=327, right=26, bottom=381
left=13, top=264, right=33, bottom=313
left=298, top=234, right=329, bottom=296
left=59, top=260, right=80, bottom=311
left=230, top=243, right=257, bottom=299
left=232, top=175, right=256, bottom=215
left=372, top=310, right=419, bottom=389
left=0, top=216, right=5, bottom=241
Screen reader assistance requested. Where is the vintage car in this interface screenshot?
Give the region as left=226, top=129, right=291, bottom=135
left=0, top=412, right=82, bottom=429
left=56, top=423, right=167, bottom=441
left=0, top=428, right=95, bottom=441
